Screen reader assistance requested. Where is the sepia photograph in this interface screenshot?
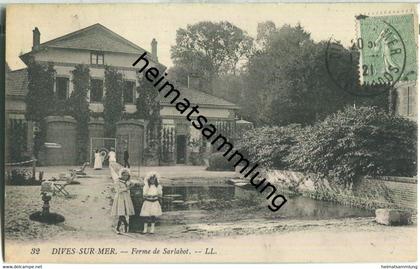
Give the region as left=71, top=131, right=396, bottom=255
left=3, top=3, right=418, bottom=264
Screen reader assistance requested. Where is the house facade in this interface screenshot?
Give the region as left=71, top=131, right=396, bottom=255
left=10, top=23, right=239, bottom=166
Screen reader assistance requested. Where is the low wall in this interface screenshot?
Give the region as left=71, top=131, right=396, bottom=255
left=239, top=169, right=417, bottom=211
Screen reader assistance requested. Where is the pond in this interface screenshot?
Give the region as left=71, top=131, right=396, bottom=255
left=130, top=183, right=374, bottom=220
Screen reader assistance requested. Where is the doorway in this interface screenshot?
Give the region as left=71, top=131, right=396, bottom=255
left=176, top=135, right=187, bottom=164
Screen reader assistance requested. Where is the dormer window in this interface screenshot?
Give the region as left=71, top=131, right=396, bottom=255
left=90, top=52, right=104, bottom=65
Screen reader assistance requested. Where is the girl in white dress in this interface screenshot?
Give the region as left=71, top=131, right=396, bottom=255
left=93, top=149, right=102, bottom=170
left=140, top=172, right=163, bottom=234
left=111, top=168, right=135, bottom=234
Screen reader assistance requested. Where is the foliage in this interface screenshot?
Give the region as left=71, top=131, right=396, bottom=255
left=237, top=125, right=301, bottom=169
left=136, top=73, right=161, bottom=132
left=255, top=21, right=276, bottom=48
left=207, top=152, right=235, bottom=171
left=25, top=60, right=56, bottom=122
left=212, top=74, right=245, bottom=107
left=69, top=65, right=91, bottom=164
left=5, top=168, right=40, bottom=186
left=171, top=21, right=253, bottom=93
left=242, top=23, right=391, bottom=126
left=289, top=106, right=417, bottom=187
left=136, top=72, right=162, bottom=164
left=103, top=67, right=125, bottom=137
left=25, top=60, right=56, bottom=157
left=166, top=66, right=190, bottom=87
left=7, top=120, right=30, bottom=162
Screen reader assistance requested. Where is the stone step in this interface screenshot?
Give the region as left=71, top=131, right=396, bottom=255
left=375, top=209, right=412, bottom=226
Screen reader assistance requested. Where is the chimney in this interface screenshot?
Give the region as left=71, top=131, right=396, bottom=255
left=32, top=27, right=40, bottom=50
left=151, top=38, right=158, bottom=60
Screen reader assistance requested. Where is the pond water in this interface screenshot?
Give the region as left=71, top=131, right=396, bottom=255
left=156, top=184, right=374, bottom=220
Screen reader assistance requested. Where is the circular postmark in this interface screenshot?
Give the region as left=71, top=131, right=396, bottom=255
left=325, top=18, right=406, bottom=97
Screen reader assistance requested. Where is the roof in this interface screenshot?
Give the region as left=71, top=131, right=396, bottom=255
left=40, top=23, right=146, bottom=54
left=6, top=68, right=239, bottom=109
left=20, top=23, right=162, bottom=66
left=6, top=68, right=28, bottom=97
left=159, top=87, right=239, bottom=109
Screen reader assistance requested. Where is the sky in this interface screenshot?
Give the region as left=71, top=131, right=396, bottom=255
left=6, top=3, right=415, bottom=70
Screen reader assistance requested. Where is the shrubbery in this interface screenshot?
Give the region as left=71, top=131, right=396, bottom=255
left=236, top=124, right=300, bottom=169
left=209, top=106, right=416, bottom=192
left=207, top=152, right=235, bottom=171
left=5, top=168, right=41, bottom=186
left=289, top=106, right=417, bottom=187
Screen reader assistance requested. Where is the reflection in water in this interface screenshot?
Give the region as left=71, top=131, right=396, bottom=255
left=162, top=185, right=235, bottom=211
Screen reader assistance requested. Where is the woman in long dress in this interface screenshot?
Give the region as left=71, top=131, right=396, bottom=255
left=107, top=147, right=119, bottom=181
left=93, top=149, right=102, bottom=170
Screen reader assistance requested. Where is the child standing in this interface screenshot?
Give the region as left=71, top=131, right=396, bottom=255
left=111, top=168, right=135, bottom=234
left=140, top=172, right=163, bottom=234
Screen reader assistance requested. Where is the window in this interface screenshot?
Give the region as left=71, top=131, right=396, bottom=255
left=56, top=77, right=69, bottom=100
left=90, top=79, right=103, bottom=102
left=90, top=52, right=104, bottom=65
left=123, top=81, right=135, bottom=104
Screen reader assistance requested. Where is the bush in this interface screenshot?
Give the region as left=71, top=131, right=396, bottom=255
left=236, top=124, right=301, bottom=169
left=207, top=152, right=235, bottom=171
left=289, top=106, right=417, bottom=187
left=5, top=168, right=41, bottom=186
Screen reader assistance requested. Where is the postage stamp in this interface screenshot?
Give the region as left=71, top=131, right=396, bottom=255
left=325, top=12, right=417, bottom=97
left=358, top=14, right=416, bottom=86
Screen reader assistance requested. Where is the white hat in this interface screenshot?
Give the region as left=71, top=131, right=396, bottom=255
left=144, top=171, right=160, bottom=186
left=119, top=167, right=131, bottom=178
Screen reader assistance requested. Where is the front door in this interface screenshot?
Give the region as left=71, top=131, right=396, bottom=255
left=176, top=135, right=187, bottom=164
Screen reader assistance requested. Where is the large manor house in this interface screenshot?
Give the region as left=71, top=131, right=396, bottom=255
left=6, top=23, right=241, bottom=166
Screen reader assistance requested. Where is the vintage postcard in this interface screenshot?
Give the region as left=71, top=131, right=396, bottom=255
left=3, top=3, right=418, bottom=263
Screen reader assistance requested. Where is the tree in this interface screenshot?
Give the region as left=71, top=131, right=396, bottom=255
left=103, top=67, right=125, bottom=137
left=256, top=21, right=276, bottom=48
left=166, top=66, right=189, bottom=88
left=69, top=64, right=91, bottom=164
left=244, top=24, right=321, bottom=125
left=212, top=74, right=246, bottom=107
left=242, top=23, right=390, bottom=126
left=171, top=21, right=253, bottom=93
